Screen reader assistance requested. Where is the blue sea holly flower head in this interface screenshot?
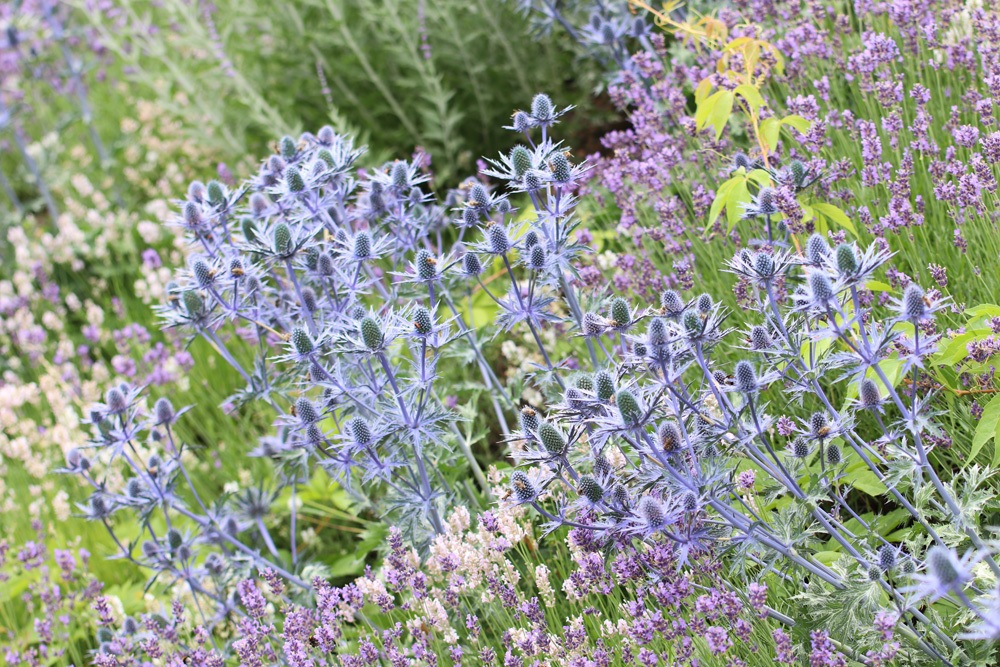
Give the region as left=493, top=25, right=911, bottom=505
left=903, top=546, right=977, bottom=603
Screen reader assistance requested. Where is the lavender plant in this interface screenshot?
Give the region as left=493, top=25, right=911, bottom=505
left=495, top=117, right=1000, bottom=662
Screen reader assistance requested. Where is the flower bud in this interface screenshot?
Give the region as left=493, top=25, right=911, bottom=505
left=878, top=544, right=896, bottom=571
left=660, top=289, right=683, bottom=315
left=574, top=374, right=594, bottom=393
left=360, top=317, right=383, bottom=350
left=413, top=307, right=433, bottom=335
left=273, top=223, right=293, bottom=255
left=550, top=152, right=572, bottom=183
left=280, top=135, right=297, bottom=159
left=106, top=387, right=127, bottom=414
left=835, top=243, right=858, bottom=275
left=510, top=145, right=533, bottom=178
left=291, top=327, right=313, bottom=355
left=154, top=398, right=174, bottom=424
left=734, top=360, right=759, bottom=393
left=825, top=443, right=841, bottom=465
left=578, top=475, right=603, bottom=503
left=391, top=161, right=409, bottom=190
left=609, top=297, right=630, bottom=328
left=659, top=421, right=681, bottom=452
left=207, top=180, right=225, bottom=206
left=531, top=93, right=554, bottom=122
left=538, top=421, right=567, bottom=456
left=859, top=379, right=881, bottom=408
left=182, top=291, right=205, bottom=318
left=463, top=252, right=483, bottom=276
left=296, top=397, right=318, bottom=424
left=416, top=249, right=437, bottom=280
left=806, top=233, right=830, bottom=264
left=519, top=407, right=539, bottom=436
left=749, top=325, right=771, bottom=350
left=901, top=284, right=926, bottom=321
left=488, top=224, right=510, bottom=254
left=354, top=231, right=372, bottom=259
left=616, top=390, right=641, bottom=425
left=510, top=471, right=536, bottom=503
left=349, top=417, right=371, bottom=446
left=528, top=244, right=546, bottom=270
left=594, top=370, right=616, bottom=402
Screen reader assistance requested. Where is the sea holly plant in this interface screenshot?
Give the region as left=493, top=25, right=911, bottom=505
left=496, top=123, right=1000, bottom=665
